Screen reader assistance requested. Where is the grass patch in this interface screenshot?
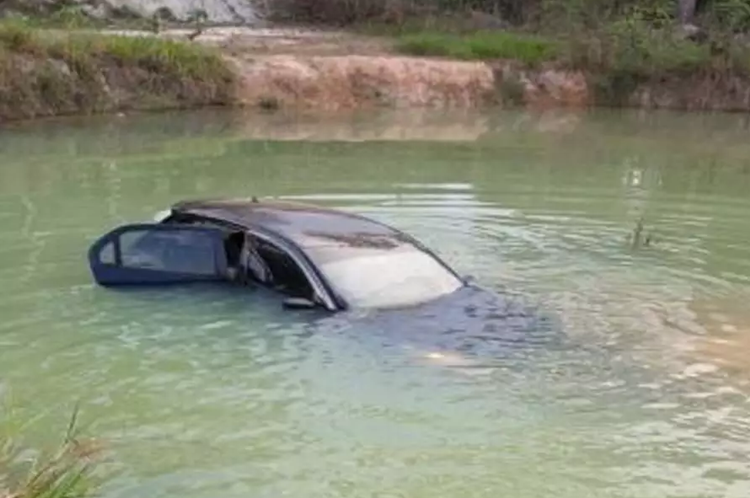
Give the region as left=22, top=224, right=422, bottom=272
left=0, top=21, right=230, bottom=79
left=0, top=20, right=236, bottom=121
left=394, top=30, right=559, bottom=63
left=1, top=406, right=107, bottom=498
left=387, top=15, right=750, bottom=108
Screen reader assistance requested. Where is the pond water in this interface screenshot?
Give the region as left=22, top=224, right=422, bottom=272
left=2, top=108, right=750, bottom=498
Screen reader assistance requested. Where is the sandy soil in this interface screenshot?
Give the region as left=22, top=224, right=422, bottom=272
left=102, top=25, right=396, bottom=57
left=87, top=25, right=592, bottom=113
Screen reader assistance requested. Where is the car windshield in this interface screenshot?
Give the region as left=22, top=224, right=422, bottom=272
left=309, top=243, right=463, bottom=309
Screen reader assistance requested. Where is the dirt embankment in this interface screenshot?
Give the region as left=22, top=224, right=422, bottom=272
left=202, top=27, right=589, bottom=111
left=7, top=25, right=750, bottom=123
left=0, top=54, right=233, bottom=122
left=0, top=26, right=236, bottom=123
left=195, top=26, right=750, bottom=113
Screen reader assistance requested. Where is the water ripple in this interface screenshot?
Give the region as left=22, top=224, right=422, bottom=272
left=3, top=109, right=750, bottom=498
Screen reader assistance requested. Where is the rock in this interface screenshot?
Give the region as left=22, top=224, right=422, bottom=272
left=536, top=69, right=589, bottom=106
left=492, top=62, right=589, bottom=109
left=14, top=56, right=38, bottom=76
left=104, top=0, right=260, bottom=24
left=0, top=0, right=260, bottom=24
left=48, top=58, right=72, bottom=76
left=676, top=23, right=706, bottom=43
left=80, top=3, right=110, bottom=19
left=0, top=0, right=56, bottom=16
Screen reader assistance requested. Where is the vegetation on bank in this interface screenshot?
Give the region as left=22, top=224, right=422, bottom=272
left=394, top=31, right=559, bottom=63
left=0, top=20, right=235, bottom=121
left=1, top=408, right=105, bottom=498
left=268, top=0, right=750, bottom=105
left=2, top=0, right=750, bottom=115
left=388, top=29, right=747, bottom=105
left=387, top=20, right=723, bottom=73
left=267, top=0, right=750, bottom=34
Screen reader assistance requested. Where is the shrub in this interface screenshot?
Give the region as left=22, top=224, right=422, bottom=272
left=0, top=20, right=41, bottom=53
left=0, top=407, right=106, bottom=498
left=564, top=20, right=713, bottom=76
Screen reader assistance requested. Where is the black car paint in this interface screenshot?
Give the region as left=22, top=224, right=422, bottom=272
left=163, top=199, right=470, bottom=312
left=160, top=211, right=350, bottom=311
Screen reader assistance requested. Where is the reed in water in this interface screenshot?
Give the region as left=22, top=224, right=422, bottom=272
left=0, top=407, right=106, bottom=498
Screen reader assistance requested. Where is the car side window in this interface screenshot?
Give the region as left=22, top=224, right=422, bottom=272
left=118, top=229, right=216, bottom=275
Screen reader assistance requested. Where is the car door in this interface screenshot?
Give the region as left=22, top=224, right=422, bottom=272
left=88, top=223, right=230, bottom=286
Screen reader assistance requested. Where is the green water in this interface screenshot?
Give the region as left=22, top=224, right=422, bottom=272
left=2, top=108, right=750, bottom=498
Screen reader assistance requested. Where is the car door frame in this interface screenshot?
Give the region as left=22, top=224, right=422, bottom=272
left=242, top=227, right=341, bottom=312
left=158, top=212, right=341, bottom=312
left=87, top=222, right=230, bottom=286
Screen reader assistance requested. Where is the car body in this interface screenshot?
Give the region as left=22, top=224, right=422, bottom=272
left=87, top=197, right=566, bottom=365
left=88, top=197, right=472, bottom=312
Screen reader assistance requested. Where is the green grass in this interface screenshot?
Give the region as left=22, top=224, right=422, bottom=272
left=559, top=23, right=747, bottom=105
left=388, top=18, right=750, bottom=107
left=394, top=30, right=560, bottom=63
left=0, top=20, right=236, bottom=121
left=1, top=407, right=106, bottom=498
left=0, top=20, right=230, bottom=79
left=391, top=25, right=718, bottom=72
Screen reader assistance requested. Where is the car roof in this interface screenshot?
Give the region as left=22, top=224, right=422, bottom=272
left=170, top=198, right=413, bottom=250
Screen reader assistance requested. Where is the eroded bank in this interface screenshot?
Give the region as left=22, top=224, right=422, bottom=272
left=5, top=26, right=750, bottom=123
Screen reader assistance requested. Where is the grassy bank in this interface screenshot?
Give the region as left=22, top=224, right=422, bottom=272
left=388, top=24, right=721, bottom=71
left=272, top=0, right=750, bottom=108
left=383, top=22, right=750, bottom=106
left=0, top=21, right=236, bottom=122
left=388, top=25, right=724, bottom=72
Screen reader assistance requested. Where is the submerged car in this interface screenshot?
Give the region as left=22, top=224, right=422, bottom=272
left=88, top=197, right=565, bottom=364
left=88, top=197, right=476, bottom=311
